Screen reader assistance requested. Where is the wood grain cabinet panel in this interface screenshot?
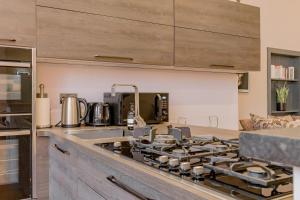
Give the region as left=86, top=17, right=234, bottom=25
left=76, top=150, right=192, bottom=200
left=36, top=136, right=49, bottom=200
left=0, top=0, right=36, bottom=47
left=37, top=7, right=174, bottom=66
left=175, top=0, right=260, bottom=38
left=76, top=151, right=144, bottom=200
left=49, top=139, right=77, bottom=200
left=77, top=179, right=106, bottom=200
left=37, top=0, right=174, bottom=25
left=175, top=28, right=260, bottom=71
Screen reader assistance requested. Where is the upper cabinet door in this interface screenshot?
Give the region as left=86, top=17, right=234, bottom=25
left=0, top=0, right=36, bottom=47
left=175, top=0, right=260, bottom=38
left=37, top=7, right=174, bottom=66
left=37, top=0, right=174, bottom=25
left=175, top=28, right=260, bottom=71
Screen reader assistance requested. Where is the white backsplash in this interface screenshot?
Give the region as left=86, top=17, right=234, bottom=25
left=37, top=62, right=239, bottom=130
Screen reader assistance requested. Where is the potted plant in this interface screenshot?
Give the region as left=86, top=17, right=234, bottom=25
left=276, top=83, right=289, bottom=111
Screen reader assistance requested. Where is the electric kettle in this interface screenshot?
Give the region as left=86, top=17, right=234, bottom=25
left=85, top=102, right=110, bottom=126
left=60, top=94, right=88, bottom=128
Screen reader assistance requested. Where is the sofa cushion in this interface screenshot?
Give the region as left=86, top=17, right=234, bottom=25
left=286, top=120, right=300, bottom=128
left=239, top=119, right=255, bottom=131
left=292, top=115, right=300, bottom=121
left=250, top=113, right=288, bottom=130
left=268, top=115, right=294, bottom=122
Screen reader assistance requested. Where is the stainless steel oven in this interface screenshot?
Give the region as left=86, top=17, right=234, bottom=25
left=0, top=131, right=31, bottom=200
left=0, top=46, right=36, bottom=199
left=0, top=61, right=32, bottom=130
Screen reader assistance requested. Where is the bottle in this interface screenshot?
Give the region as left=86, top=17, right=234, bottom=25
left=127, top=103, right=135, bottom=130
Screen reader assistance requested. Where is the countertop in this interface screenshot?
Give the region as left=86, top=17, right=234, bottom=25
left=37, top=124, right=242, bottom=200
left=240, top=127, right=300, bottom=167
left=37, top=124, right=240, bottom=139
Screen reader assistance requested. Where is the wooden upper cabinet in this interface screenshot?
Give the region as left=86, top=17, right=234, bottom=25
left=175, top=0, right=260, bottom=38
left=37, top=0, right=174, bottom=25
left=37, top=7, right=174, bottom=66
left=0, top=0, right=36, bottom=47
left=175, top=28, right=260, bottom=71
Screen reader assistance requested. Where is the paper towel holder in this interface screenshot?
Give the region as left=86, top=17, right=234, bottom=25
left=36, top=83, right=52, bottom=129
left=37, top=84, right=48, bottom=98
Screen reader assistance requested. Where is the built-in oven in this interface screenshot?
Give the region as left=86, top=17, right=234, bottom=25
left=0, top=46, right=35, bottom=199
left=0, top=61, right=32, bottom=130
left=0, top=131, right=31, bottom=200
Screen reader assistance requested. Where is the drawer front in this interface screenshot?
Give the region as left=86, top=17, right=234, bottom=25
left=0, top=0, right=36, bottom=47
left=49, top=137, right=76, bottom=165
left=50, top=174, right=73, bottom=200
left=37, top=0, right=174, bottom=25
left=175, top=27, right=260, bottom=71
left=37, top=7, right=174, bottom=66
left=49, top=138, right=77, bottom=200
left=77, top=178, right=106, bottom=200
left=77, top=150, right=177, bottom=200
left=175, top=0, right=260, bottom=38
left=76, top=151, right=140, bottom=200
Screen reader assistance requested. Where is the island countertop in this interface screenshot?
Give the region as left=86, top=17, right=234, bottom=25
left=239, top=127, right=300, bottom=199
left=37, top=124, right=240, bottom=139
left=37, top=124, right=241, bottom=200
left=239, top=127, right=300, bottom=167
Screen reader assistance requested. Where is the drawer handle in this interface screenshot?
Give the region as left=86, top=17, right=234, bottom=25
left=53, top=144, right=70, bottom=156
left=107, top=176, right=154, bottom=200
left=94, top=55, right=134, bottom=62
left=210, top=64, right=235, bottom=68
left=0, top=38, right=16, bottom=42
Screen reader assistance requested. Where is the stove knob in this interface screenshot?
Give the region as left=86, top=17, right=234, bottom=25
left=168, top=158, right=179, bottom=167
left=158, top=156, right=169, bottom=164
left=113, top=142, right=121, bottom=148
left=193, top=166, right=204, bottom=176
left=180, top=162, right=191, bottom=171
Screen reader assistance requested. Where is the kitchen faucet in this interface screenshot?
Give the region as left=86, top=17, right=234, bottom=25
left=111, top=84, right=146, bottom=127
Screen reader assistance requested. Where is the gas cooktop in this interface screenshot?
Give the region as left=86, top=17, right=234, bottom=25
left=96, top=127, right=293, bottom=200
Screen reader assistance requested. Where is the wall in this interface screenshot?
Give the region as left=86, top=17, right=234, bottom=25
left=37, top=63, right=239, bottom=129
left=239, top=0, right=300, bottom=119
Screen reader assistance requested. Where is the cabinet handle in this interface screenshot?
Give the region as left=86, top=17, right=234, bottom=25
left=94, top=55, right=134, bottom=62
left=53, top=144, right=70, bottom=156
left=107, top=176, right=154, bottom=200
left=0, top=38, right=16, bottom=42
left=210, top=64, right=235, bottom=68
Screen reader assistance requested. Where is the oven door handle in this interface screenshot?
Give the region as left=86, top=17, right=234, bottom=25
left=0, top=130, right=30, bottom=137
left=0, top=61, right=31, bottom=68
left=107, top=176, right=155, bottom=200
left=17, top=71, right=31, bottom=76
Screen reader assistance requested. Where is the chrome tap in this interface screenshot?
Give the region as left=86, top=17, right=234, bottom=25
left=111, top=84, right=146, bottom=127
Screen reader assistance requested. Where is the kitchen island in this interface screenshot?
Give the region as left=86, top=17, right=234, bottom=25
left=38, top=125, right=240, bottom=200
left=240, top=127, right=300, bottom=200
left=37, top=125, right=292, bottom=200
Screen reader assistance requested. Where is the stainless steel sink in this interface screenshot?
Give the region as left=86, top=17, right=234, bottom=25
left=67, top=128, right=124, bottom=140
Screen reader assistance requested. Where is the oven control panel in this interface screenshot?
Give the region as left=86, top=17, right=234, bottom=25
left=161, top=95, right=168, bottom=122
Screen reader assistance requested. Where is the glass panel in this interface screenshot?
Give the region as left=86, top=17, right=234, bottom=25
left=0, top=75, right=21, bottom=101
left=0, top=116, right=32, bottom=130
left=0, top=67, right=32, bottom=114
left=0, top=135, right=31, bottom=199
